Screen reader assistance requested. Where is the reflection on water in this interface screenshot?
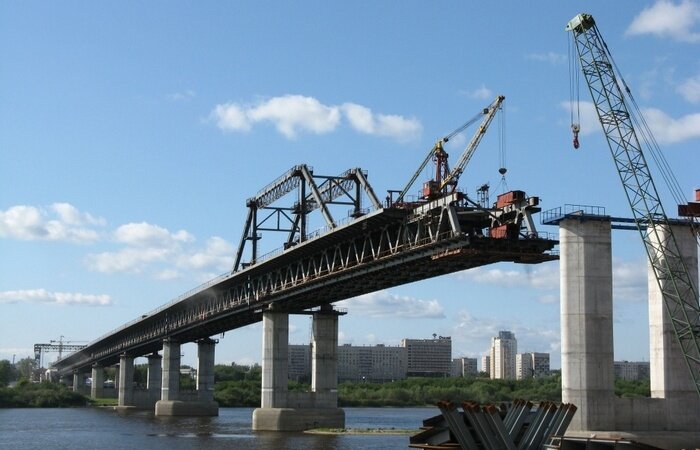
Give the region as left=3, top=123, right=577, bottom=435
left=0, top=407, right=436, bottom=450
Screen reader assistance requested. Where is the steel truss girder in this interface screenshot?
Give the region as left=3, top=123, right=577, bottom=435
left=570, top=15, right=700, bottom=395
left=233, top=165, right=382, bottom=272
left=53, top=205, right=556, bottom=374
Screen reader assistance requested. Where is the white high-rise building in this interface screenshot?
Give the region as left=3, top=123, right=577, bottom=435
left=516, top=353, right=532, bottom=380
left=451, top=357, right=478, bottom=377
left=481, top=355, right=491, bottom=376
left=490, top=331, right=517, bottom=380
left=517, top=352, right=550, bottom=379
left=402, top=336, right=452, bottom=377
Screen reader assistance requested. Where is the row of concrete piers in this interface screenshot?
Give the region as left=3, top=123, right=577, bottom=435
left=68, top=305, right=345, bottom=429
left=560, top=218, right=700, bottom=447
left=71, top=338, right=218, bottom=416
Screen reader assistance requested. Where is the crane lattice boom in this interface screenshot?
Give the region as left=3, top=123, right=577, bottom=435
left=567, top=13, right=700, bottom=396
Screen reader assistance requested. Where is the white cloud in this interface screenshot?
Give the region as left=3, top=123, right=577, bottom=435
left=342, top=103, right=421, bottom=142
left=627, top=0, right=700, bottom=42
left=0, top=289, right=112, bottom=306
left=561, top=100, right=700, bottom=144
left=678, top=74, right=700, bottom=103
left=178, top=236, right=234, bottom=271
left=642, top=107, right=700, bottom=144
left=526, top=52, right=566, bottom=65
left=114, top=222, right=194, bottom=248
left=166, top=90, right=196, bottom=102
left=456, top=264, right=560, bottom=291
left=86, top=228, right=234, bottom=277
left=560, top=100, right=601, bottom=137
left=155, top=269, right=181, bottom=281
left=210, top=94, right=421, bottom=142
left=212, top=103, right=251, bottom=132
left=247, top=95, right=341, bottom=138
left=451, top=310, right=560, bottom=357
left=613, top=259, right=648, bottom=303
left=467, top=85, right=493, bottom=100
left=51, top=203, right=105, bottom=226
left=337, top=290, right=445, bottom=319
left=0, top=203, right=103, bottom=243
left=86, top=247, right=172, bottom=274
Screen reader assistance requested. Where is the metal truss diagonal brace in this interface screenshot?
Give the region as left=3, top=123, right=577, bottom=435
left=301, top=165, right=336, bottom=228
left=352, top=168, right=382, bottom=210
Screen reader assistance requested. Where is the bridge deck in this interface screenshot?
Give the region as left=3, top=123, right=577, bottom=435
left=53, top=205, right=557, bottom=374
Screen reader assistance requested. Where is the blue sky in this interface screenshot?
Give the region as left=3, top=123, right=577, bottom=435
left=2, top=1, right=699, bottom=370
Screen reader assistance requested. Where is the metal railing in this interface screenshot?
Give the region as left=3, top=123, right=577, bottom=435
left=540, top=204, right=607, bottom=225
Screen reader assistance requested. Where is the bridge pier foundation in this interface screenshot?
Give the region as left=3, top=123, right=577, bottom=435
left=645, top=224, right=700, bottom=430
left=72, top=370, right=85, bottom=393
left=155, top=338, right=218, bottom=416
left=90, top=364, right=104, bottom=399
left=146, top=352, right=162, bottom=405
left=560, top=218, right=615, bottom=431
left=253, top=306, right=344, bottom=431
left=560, top=219, right=700, bottom=448
left=117, top=354, right=135, bottom=409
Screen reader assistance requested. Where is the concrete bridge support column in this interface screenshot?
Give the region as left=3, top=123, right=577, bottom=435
left=253, top=309, right=291, bottom=430
left=155, top=338, right=180, bottom=415
left=114, top=363, right=119, bottom=392
left=648, top=223, right=700, bottom=428
left=154, top=338, right=217, bottom=416
left=146, top=353, right=162, bottom=404
left=560, top=218, right=614, bottom=431
left=90, top=365, right=104, bottom=399
left=253, top=306, right=344, bottom=431
left=72, top=371, right=84, bottom=393
left=197, top=338, right=217, bottom=404
left=117, top=354, right=135, bottom=409
left=260, top=310, right=289, bottom=409
left=310, top=305, right=345, bottom=426
left=185, top=338, right=220, bottom=416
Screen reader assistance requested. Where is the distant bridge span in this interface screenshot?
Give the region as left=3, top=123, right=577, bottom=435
left=53, top=165, right=556, bottom=375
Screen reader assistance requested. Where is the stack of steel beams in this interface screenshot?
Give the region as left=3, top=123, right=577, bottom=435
left=409, top=400, right=577, bottom=450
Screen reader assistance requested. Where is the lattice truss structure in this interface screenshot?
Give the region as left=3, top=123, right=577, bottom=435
left=568, top=13, right=700, bottom=395
left=54, top=166, right=556, bottom=374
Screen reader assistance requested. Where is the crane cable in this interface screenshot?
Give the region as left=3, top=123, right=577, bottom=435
left=497, top=102, right=509, bottom=193
left=598, top=33, right=687, bottom=210
left=568, top=34, right=581, bottom=149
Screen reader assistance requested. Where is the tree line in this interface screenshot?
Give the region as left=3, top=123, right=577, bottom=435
left=0, top=360, right=650, bottom=408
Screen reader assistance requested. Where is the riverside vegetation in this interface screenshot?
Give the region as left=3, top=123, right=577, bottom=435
left=0, top=361, right=650, bottom=408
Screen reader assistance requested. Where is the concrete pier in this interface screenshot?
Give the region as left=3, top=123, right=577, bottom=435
left=253, top=306, right=344, bottom=431
left=560, top=218, right=615, bottom=431
left=72, top=371, right=84, bottom=393
left=560, top=218, right=700, bottom=448
left=117, top=354, right=134, bottom=408
left=155, top=337, right=218, bottom=416
left=146, top=353, right=162, bottom=406
left=90, top=365, right=104, bottom=399
left=261, top=310, right=289, bottom=409
left=155, top=339, right=181, bottom=415
left=647, top=223, right=700, bottom=430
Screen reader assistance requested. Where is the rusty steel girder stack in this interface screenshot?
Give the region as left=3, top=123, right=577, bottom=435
left=410, top=400, right=577, bottom=450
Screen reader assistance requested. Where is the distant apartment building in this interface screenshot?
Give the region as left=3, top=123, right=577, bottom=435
left=490, top=331, right=517, bottom=380
left=287, top=343, right=407, bottom=383
left=402, top=336, right=452, bottom=377
left=338, top=344, right=407, bottom=382
left=614, top=361, right=650, bottom=381
left=516, top=352, right=550, bottom=379
left=481, top=355, right=491, bottom=376
left=452, top=357, right=478, bottom=377
left=288, top=344, right=312, bottom=382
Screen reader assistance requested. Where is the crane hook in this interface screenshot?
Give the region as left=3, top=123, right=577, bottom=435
left=571, top=123, right=580, bottom=149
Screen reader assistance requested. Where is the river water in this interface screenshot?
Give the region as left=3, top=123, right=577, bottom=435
left=0, top=407, right=437, bottom=449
